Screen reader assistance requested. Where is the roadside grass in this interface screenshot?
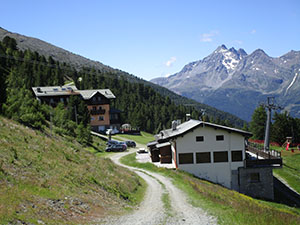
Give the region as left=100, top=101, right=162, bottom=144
left=0, top=116, right=146, bottom=224
left=114, top=131, right=155, bottom=145
left=121, top=153, right=300, bottom=225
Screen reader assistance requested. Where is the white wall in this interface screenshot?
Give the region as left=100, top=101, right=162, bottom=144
left=175, top=125, right=245, bottom=188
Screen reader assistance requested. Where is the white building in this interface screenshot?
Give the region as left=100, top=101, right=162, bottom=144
left=156, top=119, right=251, bottom=190
left=153, top=119, right=282, bottom=200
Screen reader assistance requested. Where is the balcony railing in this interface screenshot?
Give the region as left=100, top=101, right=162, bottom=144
left=90, top=109, right=106, bottom=115
left=245, top=142, right=282, bottom=168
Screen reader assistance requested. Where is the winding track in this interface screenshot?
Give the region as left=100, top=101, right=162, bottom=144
left=101, top=144, right=217, bottom=225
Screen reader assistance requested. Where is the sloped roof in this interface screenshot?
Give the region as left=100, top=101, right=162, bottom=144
left=32, top=86, right=115, bottom=99
left=158, top=119, right=252, bottom=141
left=32, top=85, right=79, bottom=97
left=78, top=89, right=115, bottom=99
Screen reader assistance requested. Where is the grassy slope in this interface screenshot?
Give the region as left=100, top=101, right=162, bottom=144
left=0, top=116, right=145, bottom=224
left=114, top=131, right=155, bottom=145
left=120, top=135, right=300, bottom=225
left=271, top=146, right=300, bottom=194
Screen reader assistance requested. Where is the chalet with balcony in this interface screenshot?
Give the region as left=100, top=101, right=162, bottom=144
left=32, top=85, right=121, bottom=133
left=151, top=119, right=282, bottom=200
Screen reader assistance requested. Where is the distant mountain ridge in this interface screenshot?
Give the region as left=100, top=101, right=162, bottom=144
left=151, top=45, right=300, bottom=121
left=0, top=27, right=246, bottom=127
left=0, top=27, right=114, bottom=73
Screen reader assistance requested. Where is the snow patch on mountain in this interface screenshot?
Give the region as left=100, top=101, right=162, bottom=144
left=222, top=51, right=240, bottom=71
left=285, top=71, right=299, bottom=95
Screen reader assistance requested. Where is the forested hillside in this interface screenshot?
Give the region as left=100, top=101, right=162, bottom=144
left=0, top=28, right=246, bottom=128
left=0, top=36, right=245, bottom=135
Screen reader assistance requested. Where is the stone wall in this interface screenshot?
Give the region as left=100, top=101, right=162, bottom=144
left=238, top=167, right=274, bottom=200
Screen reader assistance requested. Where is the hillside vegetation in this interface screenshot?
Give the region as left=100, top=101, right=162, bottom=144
left=0, top=30, right=246, bottom=128
left=0, top=116, right=145, bottom=224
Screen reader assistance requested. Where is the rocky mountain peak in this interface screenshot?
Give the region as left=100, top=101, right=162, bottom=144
left=250, top=48, right=269, bottom=57
left=151, top=46, right=300, bottom=121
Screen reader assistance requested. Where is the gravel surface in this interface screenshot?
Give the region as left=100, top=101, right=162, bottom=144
left=99, top=145, right=217, bottom=225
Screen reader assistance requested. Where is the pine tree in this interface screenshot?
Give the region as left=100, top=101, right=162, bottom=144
left=249, top=106, right=267, bottom=140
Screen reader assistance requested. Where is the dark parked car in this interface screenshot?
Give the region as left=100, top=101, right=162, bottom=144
left=105, top=144, right=127, bottom=152
left=125, top=140, right=136, bottom=148
left=106, top=140, right=119, bottom=146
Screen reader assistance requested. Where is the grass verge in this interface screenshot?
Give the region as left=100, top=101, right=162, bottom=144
left=121, top=153, right=300, bottom=225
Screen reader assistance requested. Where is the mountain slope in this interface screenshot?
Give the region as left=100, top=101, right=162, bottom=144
left=0, top=116, right=144, bottom=224
left=0, top=27, right=246, bottom=127
left=151, top=45, right=300, bottom=121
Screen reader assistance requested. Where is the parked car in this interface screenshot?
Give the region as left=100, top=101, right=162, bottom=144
left=106, top=140, right=119, bottom=146
left=105, top=144, right=127, bottom=152
left=125, top=140, right=136, bottom=148
left=119, top=141, right=128, bottom=147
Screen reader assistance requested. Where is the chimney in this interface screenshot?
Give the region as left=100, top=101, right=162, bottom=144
left=186, top=114, right=191, bottom=121
left=172, top=120, right=177, bottom=131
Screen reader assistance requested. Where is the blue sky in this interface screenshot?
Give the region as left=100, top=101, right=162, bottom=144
left=1, top=0, right=300, bottom=80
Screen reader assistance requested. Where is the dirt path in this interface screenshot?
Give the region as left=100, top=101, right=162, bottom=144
left=100, top=146, right=216, bottom=225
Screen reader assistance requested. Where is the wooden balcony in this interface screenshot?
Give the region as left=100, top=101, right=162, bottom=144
left=90, top=109, right=106, bottom=115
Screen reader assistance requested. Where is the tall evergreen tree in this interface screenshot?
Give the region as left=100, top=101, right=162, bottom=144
left=249, top=105, right=267, bottom=140
left=271, top=111, right=294, bottom=145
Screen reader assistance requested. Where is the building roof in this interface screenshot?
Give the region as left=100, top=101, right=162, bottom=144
left=32, top=86, right=115, bottom=99
left=156, top=142, right=171, bottom=148
left=147, top=140, right=158, bottom=147
left=32, top=85, right=79, bottom=97
left=78, top=89, right=115, bottom=99
left=157, top=119, right=252, bottom=141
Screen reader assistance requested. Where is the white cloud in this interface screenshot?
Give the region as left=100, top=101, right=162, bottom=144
left=251, top=29, right=256, bottom=34
left=165, top=73, right=172, bottom=77
left=233, top=40, right=243, bottom=45
left=200, top=31, right=219, bottom=42
left=165, top=56, right=177, bottom=67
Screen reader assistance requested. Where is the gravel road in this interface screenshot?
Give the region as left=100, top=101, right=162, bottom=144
left=99, top=146, right=217, bottom=225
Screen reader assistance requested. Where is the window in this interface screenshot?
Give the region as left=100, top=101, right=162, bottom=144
left=196, top=152, right=211, bottom=163
left=231, top=151, right=243, bottom=162
left=178, top=153, right=194, bottom=164
left=250, top=173, right=260, bottom=182
left=91, top=117, right=95, bottom=121
left=196, top=136, right=204, bottom=142
left=216, top=135, right=224, bottom=141
left=98, top=116, right=104, bottom=121
left=97, top=96, right=101, bottom=101
left=92, top=106, right=97, bottom=111
left=213, top=151, right=228, bottom=163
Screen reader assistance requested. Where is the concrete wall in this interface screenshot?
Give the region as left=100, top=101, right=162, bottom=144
left=175, top=125, right=245, bottom=189
left=239, top=167, right=274, bottom=200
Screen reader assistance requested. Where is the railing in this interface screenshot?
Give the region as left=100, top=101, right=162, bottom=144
left=247, top=142, right=281, bottom=159
left=245, top=142, right=282, bottom=168
left=90, top=109, right=106, bottom=115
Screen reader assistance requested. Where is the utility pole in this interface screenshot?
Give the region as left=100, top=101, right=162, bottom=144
left=261, top=97, right=282, bottom=151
